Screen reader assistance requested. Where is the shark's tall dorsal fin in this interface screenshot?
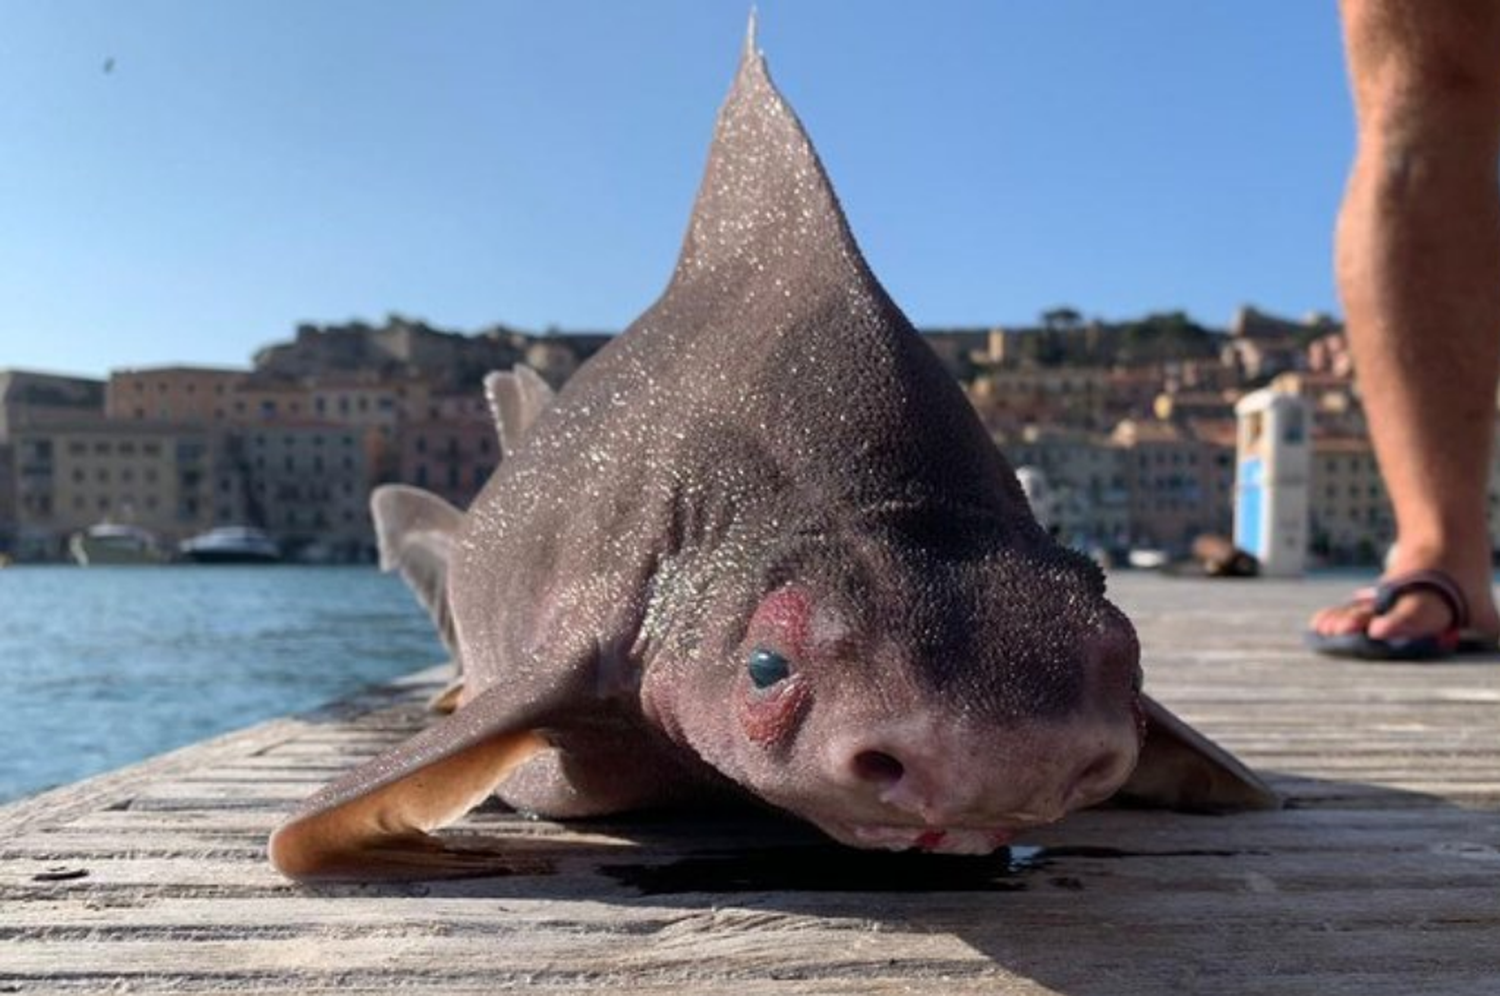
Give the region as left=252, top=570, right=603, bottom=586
left=672, top=13, right=874, bottom=297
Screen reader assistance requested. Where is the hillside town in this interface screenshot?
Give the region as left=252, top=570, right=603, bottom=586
left=1, top=305, right=1490, bottom=566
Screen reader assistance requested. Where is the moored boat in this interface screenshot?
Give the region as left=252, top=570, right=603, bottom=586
left=1126, top=547, right=1170, bottom=570
left=69, top=523, right=165, bottom=566
left=179, top=526, right=282, bottom=564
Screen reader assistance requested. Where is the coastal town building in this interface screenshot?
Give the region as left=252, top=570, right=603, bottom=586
left=237, top=424, right=370, bottom=557
left=106, top=367, right=247, bottom=423
left=1001, top=426, right=1130, bottom=549
left=1110, top=418, right=1235, bottom=551
left=398, top=398, right=499, bottom=511
left=9, top=419, right=240, bottom=559
left=0, top=370, right=106, bottom=440
left=1219, top=306, right=1337, bottom=381
left=0, top=371, right=108, bottom=555
left=1308, top=435, right=1391, bottom=563
left=968, top=366, right=1111, bottom=432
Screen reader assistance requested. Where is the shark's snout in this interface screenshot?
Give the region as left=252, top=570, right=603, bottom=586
left=823, top=710, right=1141, bottom=835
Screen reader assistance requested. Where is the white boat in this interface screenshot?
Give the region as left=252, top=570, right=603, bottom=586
left=1126, top=547, right=1170, bottom=570
left=69, top=523, right=164, bottom=566
left=179, top=526, right=282, bottom=564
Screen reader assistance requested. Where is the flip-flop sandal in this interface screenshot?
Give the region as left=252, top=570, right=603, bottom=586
left=1306, top=568, right=1500, bottom=661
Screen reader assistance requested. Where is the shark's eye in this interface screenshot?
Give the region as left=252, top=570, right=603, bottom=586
left=747, top=648, right=791, bottom=689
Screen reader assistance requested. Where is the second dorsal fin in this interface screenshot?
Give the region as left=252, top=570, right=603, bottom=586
left=484, top=364, right=556, bottom=459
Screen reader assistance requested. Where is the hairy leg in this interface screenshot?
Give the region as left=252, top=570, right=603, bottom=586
left=1313, top=0, right=1500, bottom=642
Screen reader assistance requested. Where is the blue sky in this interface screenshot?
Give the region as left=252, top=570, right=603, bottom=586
left=0, top=2, right=1351, bottom=377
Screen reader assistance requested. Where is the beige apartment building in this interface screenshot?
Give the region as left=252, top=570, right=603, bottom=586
left=969, top=367, right=1111, bottom=430
left=1, top=370, right=108, bottom=555
left=1309, top=436, right=1391, bottom=562
left=10, top=419, right=240, bottom=557
left=1110, top=418, right=1234, bottom=551
left=106, top=367, right=248, bottom=422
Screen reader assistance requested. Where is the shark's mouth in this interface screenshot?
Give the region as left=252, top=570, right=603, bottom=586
left=819, top=820, right=1023, bottom=856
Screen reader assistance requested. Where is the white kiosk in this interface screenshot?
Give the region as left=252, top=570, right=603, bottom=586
left=1234, top=388, right=1310, bottom=577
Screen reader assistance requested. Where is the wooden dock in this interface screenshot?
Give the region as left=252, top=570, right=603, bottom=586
left=4, top=574, right=1498, bottom=995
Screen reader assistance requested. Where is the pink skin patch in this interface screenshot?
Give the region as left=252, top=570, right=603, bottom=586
left=753, top=587, right=814, bottom=655
left=738, top=675, right=810, bottom=745
left=737, top=586, right=818, bottom=747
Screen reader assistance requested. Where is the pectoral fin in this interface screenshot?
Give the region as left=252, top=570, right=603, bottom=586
left=269, top=684, right=560, bottom=881
left=372, top=485, right=464, bottom=659
left=1114, top=695, right=1281, bottom=812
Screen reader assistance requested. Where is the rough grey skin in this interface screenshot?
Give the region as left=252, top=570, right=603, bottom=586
left=269, top=29, right=1275, bottom=880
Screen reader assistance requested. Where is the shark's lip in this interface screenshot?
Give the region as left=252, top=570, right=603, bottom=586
left=814, top=819, right=1028, bottom=856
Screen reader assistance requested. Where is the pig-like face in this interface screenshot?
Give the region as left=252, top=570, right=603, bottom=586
left=643, top=519, right=1145, bottom=855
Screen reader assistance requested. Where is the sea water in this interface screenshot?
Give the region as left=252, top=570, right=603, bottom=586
left=0, top=565, right=444, bottom=804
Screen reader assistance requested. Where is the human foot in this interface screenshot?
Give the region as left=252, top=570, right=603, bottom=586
left=1307, top=568, right=1500, bottom=660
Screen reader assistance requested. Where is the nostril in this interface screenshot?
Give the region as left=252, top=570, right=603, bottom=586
left=852, top=749, right=905, bottom=787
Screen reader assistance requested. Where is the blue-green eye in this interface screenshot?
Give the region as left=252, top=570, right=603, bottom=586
left=748, top=648, right=791, bottom=689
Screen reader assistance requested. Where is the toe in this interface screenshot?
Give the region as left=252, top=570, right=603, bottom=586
left=1310, top=600, right=1374, bottom=637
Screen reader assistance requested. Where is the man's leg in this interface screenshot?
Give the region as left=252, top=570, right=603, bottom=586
left=1312, top=0, right=1500, bottom=642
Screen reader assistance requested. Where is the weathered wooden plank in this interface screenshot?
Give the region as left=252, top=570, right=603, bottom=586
left=3, top=577, right=1499, bottom=995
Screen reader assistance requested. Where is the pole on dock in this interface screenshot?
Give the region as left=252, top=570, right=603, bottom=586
left=1233, top=388, right=1310, bottom=577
